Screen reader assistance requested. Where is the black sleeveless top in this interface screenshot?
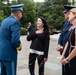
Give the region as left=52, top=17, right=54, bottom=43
left=65, top=28, right=76, bottom=58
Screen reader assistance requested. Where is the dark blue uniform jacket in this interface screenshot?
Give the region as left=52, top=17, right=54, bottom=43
left=58, top=22, right=72, bottom=47
left=0, top=15, right=21, bottom=61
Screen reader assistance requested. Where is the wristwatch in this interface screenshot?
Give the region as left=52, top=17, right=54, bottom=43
left=66, top=58, right=70, bottom=63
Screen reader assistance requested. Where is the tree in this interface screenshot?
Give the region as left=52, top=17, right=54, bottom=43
left=36, top=0, right=70, bottom=30
left=12, top=0, right=36, bottom=27
left=72, top=0, right=74, bottom=5
left=0, top=10, right=6, bottom=24
left=0, top=0, right=9, bottom=23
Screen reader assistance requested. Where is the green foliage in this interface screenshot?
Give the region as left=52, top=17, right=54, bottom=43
left=20, top=27, right=26, bottom=35
left=0, top=0, right=36, bottom=28
left=16, top=0, right=36, bottom=27
left=72, top=0, right=74, bottom=5
left=36, top=0, right=70, bottom=30
left=0, top=0, right=74, bottom=30
left=3, top=4, right=11, bottom=16
left=0, top=10, right=6, bottom=23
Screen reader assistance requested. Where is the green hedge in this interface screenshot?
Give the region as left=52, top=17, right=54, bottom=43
left=20, top=27, right=27, bottom=35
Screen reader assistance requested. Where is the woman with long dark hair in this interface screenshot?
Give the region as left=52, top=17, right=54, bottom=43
left=27, top=17, right=50, bottom=75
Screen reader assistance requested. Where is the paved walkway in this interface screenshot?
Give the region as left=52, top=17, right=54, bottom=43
left=17, top=34, right=62, bottom=75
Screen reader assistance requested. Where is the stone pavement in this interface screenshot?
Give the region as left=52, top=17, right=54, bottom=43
left=17, top=34, right=62, bottom=75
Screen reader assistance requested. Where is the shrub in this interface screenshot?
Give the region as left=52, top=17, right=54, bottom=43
left=20, top=27, right=27, bottom=35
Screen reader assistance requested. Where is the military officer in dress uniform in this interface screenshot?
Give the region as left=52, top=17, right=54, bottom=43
left=56, top=5, right=76, bottom=75
left=0, top=4, right=24, bottom=75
